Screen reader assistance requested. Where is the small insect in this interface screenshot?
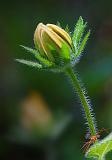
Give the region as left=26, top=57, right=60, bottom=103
left=82, top=128, right=108, bottom=153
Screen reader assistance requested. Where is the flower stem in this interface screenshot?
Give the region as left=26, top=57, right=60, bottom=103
left=66, top=67, right=97, bottom=136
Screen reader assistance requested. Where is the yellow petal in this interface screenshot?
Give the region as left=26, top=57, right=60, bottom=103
left=47, top=24, right=72, bottom=48
left=34, top=23, right=46, bottom=56
left=41, top=24, right=63, bottom=48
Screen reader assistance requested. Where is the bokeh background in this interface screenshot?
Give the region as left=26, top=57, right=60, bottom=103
left=0, top=0, right=112, bottom=159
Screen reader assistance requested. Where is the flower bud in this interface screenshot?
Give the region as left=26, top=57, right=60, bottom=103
left=34, top=23, right=72, bottom=62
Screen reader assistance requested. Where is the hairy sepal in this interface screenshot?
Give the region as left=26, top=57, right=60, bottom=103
left=16, top=59, right=42, bottom=69
left=76, top=30, right=90, bottom=58
left=20, top=45, right=53, bottom=67
left=72, top=17, right=90, bottom=59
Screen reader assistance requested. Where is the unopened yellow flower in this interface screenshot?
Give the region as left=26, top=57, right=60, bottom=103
left=34, top=23, right=72, bottom=62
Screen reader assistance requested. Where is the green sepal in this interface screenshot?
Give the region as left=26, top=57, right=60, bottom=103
left=76, top=30, right=90, bottom=58
left=20, top=45, right=53, bottom=67
left=16, top=59, right=42, bottom=68
left=65, top=24, right=69, bottom=33
left=56, top=21, right=61, bottom=28
left=47, top=42, right=70, bottom=66
left=61, top=42, right=71, bottom=60
left=72, top=16, right=88, bottom=56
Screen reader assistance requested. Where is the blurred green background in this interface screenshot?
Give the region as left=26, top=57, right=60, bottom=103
left=0, top=0, right=112, bottom=159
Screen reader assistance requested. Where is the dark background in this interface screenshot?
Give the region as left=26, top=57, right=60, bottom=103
left=0, top=0, right=112, bottom=159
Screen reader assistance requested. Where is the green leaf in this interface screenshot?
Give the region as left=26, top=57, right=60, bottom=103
left=86, top=133, right=112, bottom=159
left=16, top=59, right=42, bottom=68
left=20, top=45, right=53, bottom=67
left=76, top=30, right=90, bottom=58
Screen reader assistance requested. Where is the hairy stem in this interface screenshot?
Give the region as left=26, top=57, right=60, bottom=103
left=66, top=67, right=97, bottom=136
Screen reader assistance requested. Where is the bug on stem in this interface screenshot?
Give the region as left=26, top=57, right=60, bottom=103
left=82, top=128, right=109, bottom=153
